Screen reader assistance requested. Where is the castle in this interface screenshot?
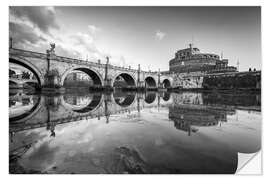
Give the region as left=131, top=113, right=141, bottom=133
left=169, top=44, right=237, bottom=73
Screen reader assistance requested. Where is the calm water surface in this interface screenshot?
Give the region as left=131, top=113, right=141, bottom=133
left=9, top=90, right=261, bottom=174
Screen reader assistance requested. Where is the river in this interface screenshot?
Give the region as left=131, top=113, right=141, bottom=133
left=9, top=89, right=261, bottom=174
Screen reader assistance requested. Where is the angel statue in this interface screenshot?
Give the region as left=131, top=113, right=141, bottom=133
left=50, top=43, right=56, bottom=52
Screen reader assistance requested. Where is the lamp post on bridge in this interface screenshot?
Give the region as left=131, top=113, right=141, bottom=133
left=137, top=64, right=142, bottom=89
left=105, top=56, right=109, bottom=82
left=158, top=68, right=161, bottom=88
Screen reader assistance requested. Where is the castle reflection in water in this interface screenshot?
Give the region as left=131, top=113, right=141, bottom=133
left=9, top=90, right=261, bottom=174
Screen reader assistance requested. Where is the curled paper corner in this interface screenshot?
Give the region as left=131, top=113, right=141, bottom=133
left=236, top=151, right=262, bottom=175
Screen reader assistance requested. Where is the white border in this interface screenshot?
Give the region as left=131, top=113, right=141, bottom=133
left=1, top=0, right=269, bottom=179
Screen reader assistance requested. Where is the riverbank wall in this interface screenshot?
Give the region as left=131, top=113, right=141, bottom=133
left=172, top=71, right=261, bottom=91
left=202, top=71, right=261, bottom=90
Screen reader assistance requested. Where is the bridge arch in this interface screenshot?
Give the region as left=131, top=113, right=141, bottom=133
left=9, top=56, right=44, bottom=87
left=61, top=66, right=104, bottom=86
left=112, top=72, right=136, bottom=87
left=162, top=79, right=171, bottom=88
left=145, top=76, right=157, bottom=88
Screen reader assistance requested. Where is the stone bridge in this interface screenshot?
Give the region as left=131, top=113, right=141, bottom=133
left=9, top=47, right=174, bottom=91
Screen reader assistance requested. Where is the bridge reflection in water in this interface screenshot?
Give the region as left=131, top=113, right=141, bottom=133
left=9, top=90, right=261, bottom=174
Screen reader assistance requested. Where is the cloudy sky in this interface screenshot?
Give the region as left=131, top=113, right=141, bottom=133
left=9, top=6, right=261, bottom=71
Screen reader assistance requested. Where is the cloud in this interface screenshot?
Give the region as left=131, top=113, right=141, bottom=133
left=70, top=33, right=95, bottom=50
left=54, top=44, right=82, bottom=59
left=10, top=6, right=59, bottom=33
left=88, top=25, right=100, bottom=35
left=155, top=30, right=166, bottom=40
left=69, top=32, right=102, bottom=59
left=8, top=7, right=109, bottom=64
left=9, top=21, right=46, bottom=46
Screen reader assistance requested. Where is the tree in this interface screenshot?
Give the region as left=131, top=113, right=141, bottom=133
left=22, top=71, right=30, bottom=79
left=9, top=69, right=16, bottom=77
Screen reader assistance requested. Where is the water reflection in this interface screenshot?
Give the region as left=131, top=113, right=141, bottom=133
left=9, top=90, right=261, bottom=174
left=9, top=91, right=41, bottom=122
left=64, top=93, right=103, bottom=113
left=162, top=92, right=171, bottom=102
left=145, top=92, right=156, bottom=104
left=113, top=92, right=136, bottom=107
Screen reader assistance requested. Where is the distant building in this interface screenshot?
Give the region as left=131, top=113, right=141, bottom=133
left=66, top=72, right=91, bottom=81
left=64, top=72, right=93, bottom=87
left=169, top=44, right=237, bottom=73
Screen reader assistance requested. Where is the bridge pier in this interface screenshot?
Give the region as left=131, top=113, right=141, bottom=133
left=136, top=81, right=145, bottom=91
left=103, top=79, right=113, bottom=91
left=41, top=72, right=65, bottom=93
left=41, top=44, right=66, bottom=93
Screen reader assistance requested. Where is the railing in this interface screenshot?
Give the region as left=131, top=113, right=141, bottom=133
left=10, top=47, right=168, bottom=74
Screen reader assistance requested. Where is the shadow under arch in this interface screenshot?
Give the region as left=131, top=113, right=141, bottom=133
left=63, top=93, right=103, bottom=113
left=145, top=92, right=156, bottom=104
left=9, top=79, right=18, bottom=83
left=9, top=94, right=41, bottom=123
left=163, top=92, right=171, bottom=101
left=113, top=92, right=136, bottom=107
left=162, top=79, right=171, bottom=88
left=145, top=76, right=156, bottom=87
left=9, top=89, right=19, bottom=96
left=113, top=73, right=136, bottom=87
left=9, top=58, right=42, bottom=88
left=62, top=67, right=103, bottom=86
left=9, top=80, right=18, bottom=85
left=24, top=81, right=40, bottom=89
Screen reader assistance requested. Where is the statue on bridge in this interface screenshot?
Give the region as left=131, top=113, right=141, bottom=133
left=50, top=43, right=55, bottom=52
left=47, top=43, right=56, bottom=55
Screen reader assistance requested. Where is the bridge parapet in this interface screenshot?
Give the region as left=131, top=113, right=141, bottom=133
left=10, top=48, right=47, bottom=60
left=55, top=55, right=107, bottom=68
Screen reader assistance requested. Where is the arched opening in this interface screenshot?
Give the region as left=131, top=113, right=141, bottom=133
left=162, top=79, right=171, bottom=88
left=9, top=59, right=41, bottom=89
left=113, top=73, right=136, bottom=88
left=113, top=92, right=136, bottom=107
left=145, top=92, right=156, bottom=104
left=63, top=93, right=102, bottom=113
left=145, top=76, right=156, bottom=88
left=63, top=68, right=102, bottom=89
